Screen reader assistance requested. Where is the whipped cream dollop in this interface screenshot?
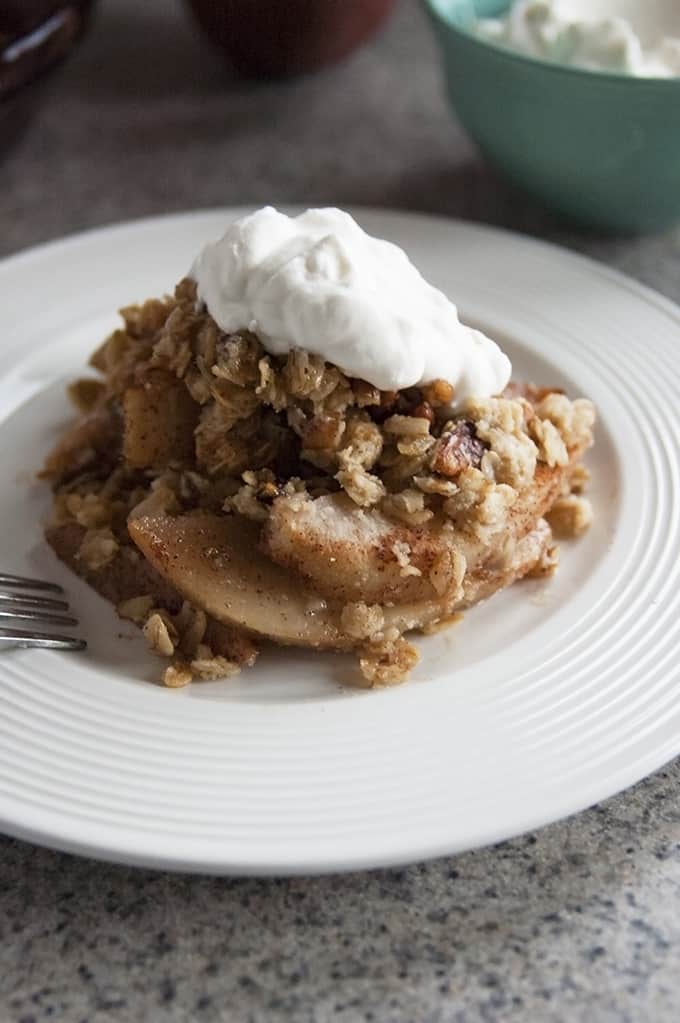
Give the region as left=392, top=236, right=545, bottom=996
left=190, top=207, right=511, bottom=402
left=477, top=0, right=680, bottom=77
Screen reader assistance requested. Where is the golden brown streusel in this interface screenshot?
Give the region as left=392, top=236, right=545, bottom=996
left=428, top=549, right=467, bottom=600
left=412, top=474, right=459, bottom=498
left=381, top=488, right=433, bottom=526
left=117, top=595, right=154, bottom=624
left=70, top=279, right=592, bottom=533
left=463, top=397, right=537, bottom=489
left=77, top=528, right=119, bottom=571
left=443, top=468, right=516, bottom=536
left=189, top=648, right=241, bottom=681
left=337, top=413, right=383, bottom=471
left=340, top=602, right=386, bottom=640
left=335, top=466, right=386, bottom=507
left=526, top=543, right=561, bottom=578
left=143, top=611, right=176, bottom=658
left=174, top=601, right=208, bottom=657
left=391, top=540, right=422, bottom=578
left=63, top=492, right=112, bottom=529
left=163, top=662, right=193, bottom=688
left=529, top=416, right=569, bottom=468
left=359, top=633, right=420, bottom=686
left=143, top=602, right=243, bottom=685
left=547, top=495, right=594, bottom=538
left=535, top=393, right=596, bottom=450
left=383, top=413, right=432, bottom=438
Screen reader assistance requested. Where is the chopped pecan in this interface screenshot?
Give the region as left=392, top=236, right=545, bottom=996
left=429, top=421, right=486, bottom=478
left=410, top=401, right=434, bottom=425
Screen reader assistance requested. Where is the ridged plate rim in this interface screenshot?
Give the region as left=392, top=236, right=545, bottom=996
left=0, top=207, right=678, bottom=874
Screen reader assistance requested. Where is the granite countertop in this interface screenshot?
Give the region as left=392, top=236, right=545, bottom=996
left=1, top=1, right=679, bottom=1020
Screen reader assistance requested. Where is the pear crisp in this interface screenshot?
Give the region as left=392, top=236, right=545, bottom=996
left=42, top=279, right=595, bottom=687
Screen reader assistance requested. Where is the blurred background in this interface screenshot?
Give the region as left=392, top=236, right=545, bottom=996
left=2, top=0, right=679, bottom=301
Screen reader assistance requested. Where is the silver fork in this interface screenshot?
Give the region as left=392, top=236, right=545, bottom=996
left=0, top=573, right=86, bottom=651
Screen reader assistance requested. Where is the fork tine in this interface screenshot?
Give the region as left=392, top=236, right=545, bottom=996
left=0, top=573, right=64, bottom=594
left=0, top=627, right=86, bottom=651
left=0, top=608, right=78, bottom=627
left=0, top=591, right=70, bottom=611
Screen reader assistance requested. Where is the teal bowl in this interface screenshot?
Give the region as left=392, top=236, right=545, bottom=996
left=423, top=0, right=680, bottom=233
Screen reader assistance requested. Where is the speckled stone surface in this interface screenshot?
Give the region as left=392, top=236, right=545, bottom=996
left=1, top=1, right=680, bottom=1020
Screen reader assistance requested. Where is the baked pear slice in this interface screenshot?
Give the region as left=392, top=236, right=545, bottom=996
left=127, top=511, right=553, bottom=650
left=262, top=461, right=571, bottom=606
left=128, top=511, right=345, bottom=648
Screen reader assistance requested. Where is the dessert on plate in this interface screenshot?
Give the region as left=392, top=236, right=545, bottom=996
left=41, top=207, right=595, bottom=687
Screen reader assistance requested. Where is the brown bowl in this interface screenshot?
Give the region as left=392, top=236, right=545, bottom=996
left=185, top=0, right=396, bottom=78
left=0, top=1, right=95, bottom=158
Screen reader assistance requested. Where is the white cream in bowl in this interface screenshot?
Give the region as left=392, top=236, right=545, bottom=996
left=477, top=0, right=680, bottom=77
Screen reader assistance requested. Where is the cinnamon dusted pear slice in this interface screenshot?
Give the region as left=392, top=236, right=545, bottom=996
left=128, top=512, right=348, bottom=649
left=262, top=462, right=570, bottom=606
left=127, top=511, right=553, bottom=650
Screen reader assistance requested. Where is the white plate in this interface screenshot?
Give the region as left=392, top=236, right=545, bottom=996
left=1, top=209, right=678, bottom=875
